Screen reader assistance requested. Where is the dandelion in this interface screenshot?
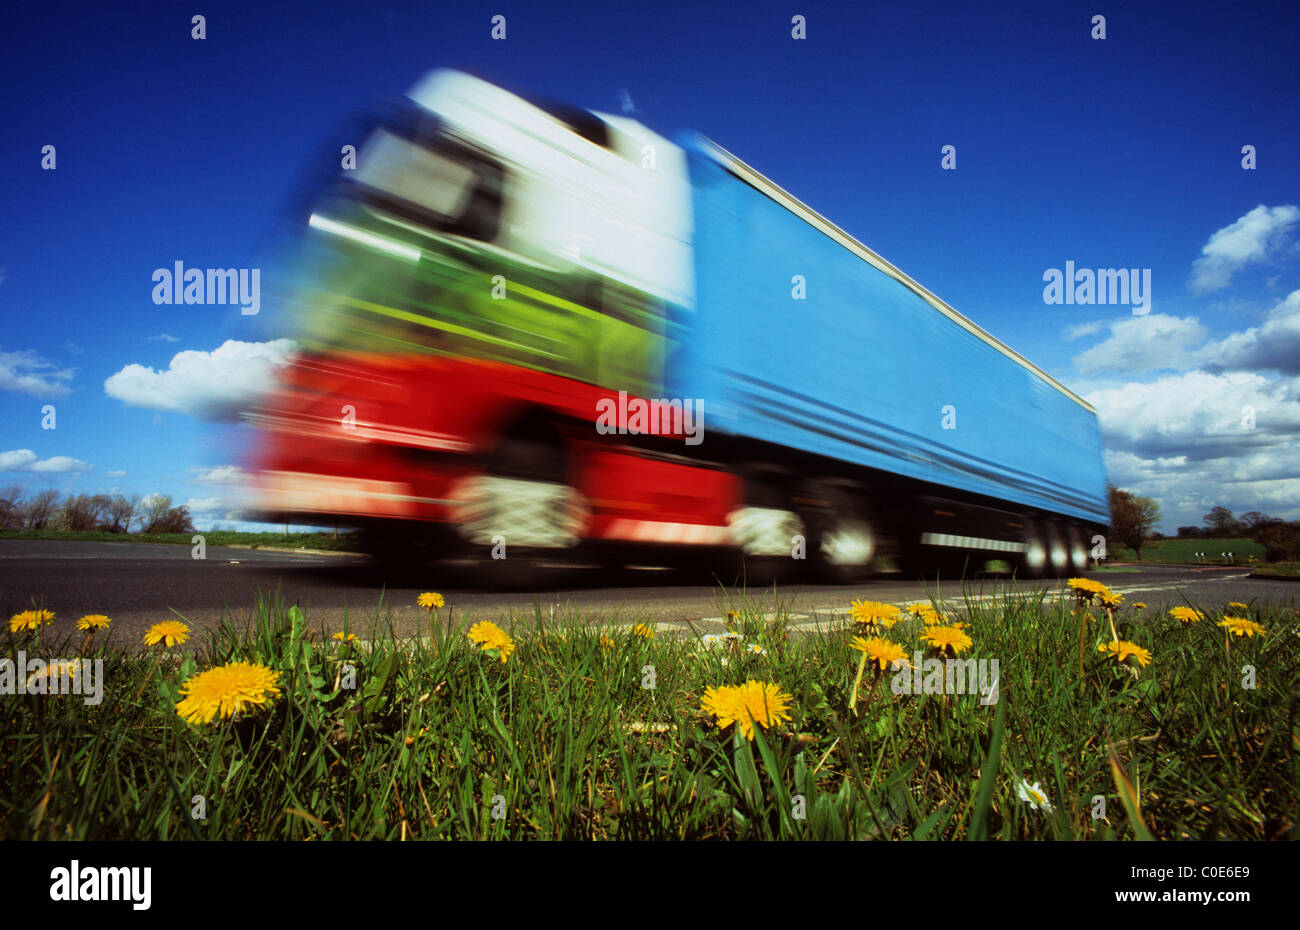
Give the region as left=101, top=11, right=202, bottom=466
left=1067, top=577, right=1107, bottom=597
left=143, top=620, right=190, bottom=647
left=76, top=614, right=111, bottom=631
left=631, top=623, right=654, bottom=639
left=905, top=603, right=942, bottom=624
left=9, top=609, right=55, bottom=633
left=1227, top=602, right=1249, bottom=613
left=921, top=624, right=973, bottom=657
left=467, top=621, right=515, bottom=663
left=1168, top=607, right=1204, bottom=624
left=1098, top=640, right=1152, bottom=668
left=1017, top=779, right=1054, bottom=813
left=849, top=600, right=901, bottom=630
left=174, top=660, right=281, bottom=725
left=417, top=592, right=445, bottom=610
left=1132, top=602, right=1147, bottom=610
left=700, top=680, right=793, bottom=741
left=1097, top=589, right=1124, bottom=609
left=598, top=634, right=617, bottom=650
left=332, top=631, right=359, bottom=643
left=850, top=636, right=911, bottom=672
left=1218, top=616, right=1266, bottom=638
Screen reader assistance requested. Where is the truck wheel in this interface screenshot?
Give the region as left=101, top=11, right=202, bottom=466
left=1065, top=525, right=1091, bottom=575
left=1043, top=521, right=1071, bottom=578
left=1016, top=523, right=1049, bottom=580
left=452, top=432, right=588, bottom=586
left=805, top=487, right=877, bottom=584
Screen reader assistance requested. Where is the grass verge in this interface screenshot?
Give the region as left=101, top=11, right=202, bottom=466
left=3, top=586, right=1297, bottom=840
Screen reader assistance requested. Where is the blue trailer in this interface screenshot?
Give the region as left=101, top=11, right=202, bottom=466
left=667, top=135, right=1108, bottom=576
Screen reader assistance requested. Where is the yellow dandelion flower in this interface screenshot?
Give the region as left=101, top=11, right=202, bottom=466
left=905, top=603, right=943, bottom=624
left=143, top=620, right=190, bottom=647
left=1168, top=607, right=1204, bottom=624
left=417, top=592, right=445, bottom=610
left=1227, top=602, right=1249, bottom=612
left=1098, top=639, right=1152, bottom=667
left=1218, top=616, right=1266, bottom=638
left=174, top=661, right=281, bottom=724
left=467, top=621, right=515, bottom=663
left=700, top=680, right=793, bottom=741
left=9, top=609, right=55, bottom=633
left=1132, top=602, right=1147, bottom=610
left=1067, top=577, right=1106, bottom=596
left=850, top=635, right=912, bottom=672
left=76, top=614, right=112, bottom=631
left=331, top=631, right=358, bottom=643
left=631, top=623, right=654, bottom=639
left=598, top=634, right=617, bottom=650
left=849, top=600, right=901, bottom=629
left=1098, top=589, right=1124, bottom=608
left=920, top=624, right=973, bottom=656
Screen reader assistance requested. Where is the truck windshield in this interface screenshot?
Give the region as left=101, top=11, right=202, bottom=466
left=289, top=110, right=661, bottom=397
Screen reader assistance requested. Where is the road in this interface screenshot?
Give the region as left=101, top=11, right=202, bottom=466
left=1, top=539, right=1295, bottom=645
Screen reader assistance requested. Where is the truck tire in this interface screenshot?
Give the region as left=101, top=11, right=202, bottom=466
left=1065, top=525, right=1091, bottom=576
left=1042, top=521, right=1071, bottom=578
left=803, top=485, right=877, bottom=584
left=1016, top=523, right=1049, bottom=580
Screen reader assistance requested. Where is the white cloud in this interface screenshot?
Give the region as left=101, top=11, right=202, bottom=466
left=1071, top=314, right=1208, bottom=375
left=104, top=339, right=296, bottom=421
left=1085, top=370, right=1300, bottom=460
left=147, top=333, right=180, bottom=343
left=1196, top=289, right=1300, bottom=375
left=1084, top=371, right=1300, bottom=528
left=0, top=449, right=93, bottom=473
left=190, top=464, right=250, bottom=485
left=184, top=496, right=225, bottom=514
left=105, top=469, right=127, bottom=478
left=1189, top=204, right=1299, bottom=294
left=0, top=348, right=75, bottom=397
left=1062, top=320, right=1106, bottom=341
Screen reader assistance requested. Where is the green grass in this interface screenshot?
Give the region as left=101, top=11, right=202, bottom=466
left=2, top=586, right=1297, bottom=840
left=0, top=528, right=358, bottom=552
left=1111, top=537, right=1266, bottom=564
left=1250, top=562, right=1300, bottom=579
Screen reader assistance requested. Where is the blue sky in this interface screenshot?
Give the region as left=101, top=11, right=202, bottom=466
left=1, top=0, right=1298, bottom=532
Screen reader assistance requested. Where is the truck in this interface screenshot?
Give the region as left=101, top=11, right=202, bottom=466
left=249, top=69, right=1109, bottom=582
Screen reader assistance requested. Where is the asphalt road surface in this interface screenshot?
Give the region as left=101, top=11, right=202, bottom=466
left=2, top=539, right=1295, bottom=645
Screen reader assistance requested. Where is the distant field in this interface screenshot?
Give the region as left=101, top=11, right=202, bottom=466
left=0, top=528, right=358, bottom=552
left=1110, top=537, right=1265, bottom=564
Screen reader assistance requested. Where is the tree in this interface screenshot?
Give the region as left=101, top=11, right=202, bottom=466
left=1239, top=511, right=1279, bottom=532
left=1109, top=485, right=1162, bottom=560
left=138, top=494, right=195, bottom=534
left=1253, top=521, right=1300, bottom=562
left=24, top=489, right=60, bottom=530
left=1202, top=506, right=1241, bottom=537
left=0, top=485, right=25, bottom=529
left=1176, top=526, right=1201, bottom=539
left=106, top=494, right=139, bottom=533
left=56, top=494, right=112, bottom=531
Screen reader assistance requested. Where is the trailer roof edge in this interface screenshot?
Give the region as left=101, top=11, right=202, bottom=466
left=695, top=136, right=1097, bottom=416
